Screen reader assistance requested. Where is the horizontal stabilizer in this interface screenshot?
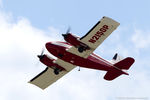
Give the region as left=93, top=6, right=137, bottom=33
left=104, top=68, right=123, bottom=80
left=114, top=57, right=135, bottom=70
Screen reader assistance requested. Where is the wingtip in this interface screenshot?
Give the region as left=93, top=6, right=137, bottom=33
left=28, top=81, right=46, bottom=90
left=127, top=57, right=135, bottom=64
left=28, top=81, right=31, bottom=83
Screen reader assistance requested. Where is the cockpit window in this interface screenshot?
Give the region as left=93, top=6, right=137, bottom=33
left=51, top=42, right=72, bottom=48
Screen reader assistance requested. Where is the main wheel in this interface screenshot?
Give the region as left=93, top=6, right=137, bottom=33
left=78, top=47, right=84, bottom=53
left=54, top=69, right=59, bottom=75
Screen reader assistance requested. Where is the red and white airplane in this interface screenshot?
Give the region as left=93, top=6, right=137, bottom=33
left=29, top=16, right=135, bottom=89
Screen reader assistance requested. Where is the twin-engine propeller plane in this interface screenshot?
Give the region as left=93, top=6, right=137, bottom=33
left=29, top=16, right=135, bottom=89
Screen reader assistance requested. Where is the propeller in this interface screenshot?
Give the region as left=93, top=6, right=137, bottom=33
left=35, top=48, right=45, bottom=67
left=66, top=27, right=71, bottom=34
left=37, top=48, right=45, bottom=60
left=62, top=27, right=71, bottom=38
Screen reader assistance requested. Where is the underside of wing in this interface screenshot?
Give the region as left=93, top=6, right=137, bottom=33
left=29, top=59, right=75, bottom=89
left=29, top=67, right=68, bottom=89
left=67, top=17, right=120, bottom=58
left=80, top=16, right=120, bottom=51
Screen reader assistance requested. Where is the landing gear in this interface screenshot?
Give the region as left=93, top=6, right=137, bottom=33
left=54, top=69, right=59, bottom=75
left=54, top=68, right=61, bottom=75
left=51, top=66, right=62, bottom=75
left=78, top=46, right=84, bottom=53
left=78, top=67, right=80, bottom=71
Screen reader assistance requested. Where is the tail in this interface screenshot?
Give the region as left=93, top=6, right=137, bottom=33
left=104, top=57, right=135, bottom=81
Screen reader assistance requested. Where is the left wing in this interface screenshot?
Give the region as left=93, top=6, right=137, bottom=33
left=68, top=16, right=120, bottom=58
left=29, top=59, right=75, bottom=89
left=80, top=16, right=120, bottom=50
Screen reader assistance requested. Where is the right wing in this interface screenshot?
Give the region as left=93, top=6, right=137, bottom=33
left=29, top=59, right=75, bottom=89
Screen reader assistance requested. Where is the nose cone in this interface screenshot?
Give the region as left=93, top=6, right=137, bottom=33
left=45, top=42, right=59, bottom=57
left=45, top=42, right=56, bottom=53
left=46, top=42, right=53, bottom=50
left=45, top=42, right=49, bottom=49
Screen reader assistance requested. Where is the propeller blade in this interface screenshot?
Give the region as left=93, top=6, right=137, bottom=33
left=62, top=27, right=71, bottom=38
left=41, top=48, right=45, bottom=55
left=37, top=48, right=45, bottom=59
left=66, top=27, right=71, bottom=34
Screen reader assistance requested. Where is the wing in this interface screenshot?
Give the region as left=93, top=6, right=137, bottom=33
left=80, top=16, right=120, bottom=51
left=67, top=17, right=119, bottom=58
left=29, top=59, right=75, bottom=89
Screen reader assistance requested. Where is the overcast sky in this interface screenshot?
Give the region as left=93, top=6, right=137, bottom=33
left=0, top=0, right=150, bottom=100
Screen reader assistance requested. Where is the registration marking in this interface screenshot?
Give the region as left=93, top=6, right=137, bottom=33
left=88, top=25, right=109, bottom=43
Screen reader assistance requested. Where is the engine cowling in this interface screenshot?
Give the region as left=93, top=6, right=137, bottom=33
left=62, top=33, right=90, bottom=53
left=38, top=54, right=65, bottom=74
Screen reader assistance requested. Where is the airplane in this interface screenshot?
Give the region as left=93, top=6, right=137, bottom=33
left=29, top=16, right=135, bottom=90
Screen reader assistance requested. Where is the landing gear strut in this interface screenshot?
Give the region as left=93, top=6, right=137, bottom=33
left=54, top=68, right=61, bottom=75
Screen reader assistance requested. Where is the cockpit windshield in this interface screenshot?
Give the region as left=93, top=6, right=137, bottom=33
left=51, top=42, right=72, bottom=48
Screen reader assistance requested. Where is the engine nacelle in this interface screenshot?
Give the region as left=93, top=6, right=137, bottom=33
left=39, top=54, right=65, bottom=74
left=62, top=33, right=90, bottom=53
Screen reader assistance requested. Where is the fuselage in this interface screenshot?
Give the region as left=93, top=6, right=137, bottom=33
left=45, top=41, right=113, bottom=71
